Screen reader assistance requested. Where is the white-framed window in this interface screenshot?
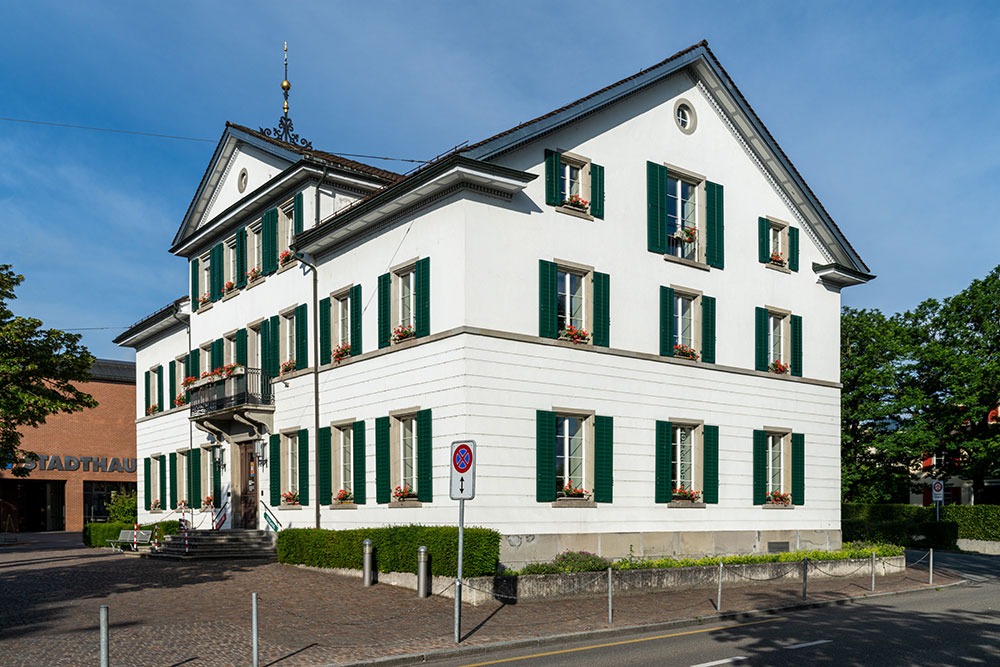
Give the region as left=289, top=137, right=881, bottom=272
left=177, top=450, right=188, bottom=506
left=224, top=333, right=236, bottom=365
left=674, top=294, right=694, bottom=349
left=555, top=414, right=586, bottom=494
left=280, top=201, right=295, bottom=252
left=557, top=269, right=586, bottom=333
left=173, top=355, right=187, bottom=405
left=548, top=150, right=595, bottom=215
left=147, top=366, right=159, bottom=411
left=336, top=293, right=351, bottom=346
left=398, top=269, right=414, bottom=331
left=766, top=218, right=790, bottom=266
left=200, top=253, right=211, bottom=303
left=282, top=311, right=296, bottom=366
left=226, top=236, right=237, bottom=291
left=199, top=343, right=212, bottom=377
left=769, top=311, right=787, bottom=366
left=247, top=323, right=261, bottom=369
left=250, top=220, right=263, bottom=277
left=286, top=432, right=299, bottom=495
left=667, top=175, right=698, bottom=261
left=673, top=425, right=695, bottom=491
left=150, top=456, right=162, bottom=507
left=399, top=415, right=416, bottom=493
left=561, top=162, right=581, bottom=202
left=338, top=425, right=353, bottom=494
left=200, top=447, right=214, bottom=508
left=767, top=433, right=785, bottom=494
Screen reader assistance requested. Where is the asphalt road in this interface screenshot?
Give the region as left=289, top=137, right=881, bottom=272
left=424, top=551, right=999, bottom=667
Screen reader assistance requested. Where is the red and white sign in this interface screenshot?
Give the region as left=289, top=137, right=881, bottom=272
left=931, top=480, right=944, bottom=502
left=450, top=440, right=476, bottom=500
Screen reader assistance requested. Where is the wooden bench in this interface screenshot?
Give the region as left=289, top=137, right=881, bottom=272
left=107, top=529, right=152, bottom=552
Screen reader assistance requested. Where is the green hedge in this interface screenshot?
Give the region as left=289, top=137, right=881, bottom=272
left=277, top=525, right=501, bottom=578
left=913, top=521, right=958, bottom=549
left=842, top=519, right=914, bottom=545
left=941, top=505, right=1000, bottom=541
left=82, top=521, right=179, bottom=547
left=843, top=504, right=931, bottom=523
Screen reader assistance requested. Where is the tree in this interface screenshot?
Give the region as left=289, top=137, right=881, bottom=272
left=0, top=265, right=97, bottom=476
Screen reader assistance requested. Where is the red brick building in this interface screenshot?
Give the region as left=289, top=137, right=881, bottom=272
left=0, top=359, right=136, bottom=532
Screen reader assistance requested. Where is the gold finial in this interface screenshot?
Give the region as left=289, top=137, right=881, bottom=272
left=260, top=41, right=312, bottom=149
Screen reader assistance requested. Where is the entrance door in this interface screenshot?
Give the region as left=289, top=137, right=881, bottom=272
left=238, top=444, right=258, bottom=529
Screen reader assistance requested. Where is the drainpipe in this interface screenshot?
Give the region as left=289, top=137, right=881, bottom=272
left=170, top=299, right=194, bottom=530
left=289, top=246, right=321, bottom=529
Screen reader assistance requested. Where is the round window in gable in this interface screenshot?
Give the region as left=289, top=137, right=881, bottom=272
left=673, top=99, right=697, bottom=135
left=237, top=168, right=249, bottom=193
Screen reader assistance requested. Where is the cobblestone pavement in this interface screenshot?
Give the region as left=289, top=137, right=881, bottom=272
left=0, top=535, right=960, bottom=666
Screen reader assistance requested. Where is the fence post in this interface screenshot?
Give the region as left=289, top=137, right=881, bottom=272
left=717, top=561, right=723, bottom=611
left=871, top=550, right=876, bottom=592
left=417, top=546, right=430, bottom=598
left=362, top=539, right=374, bottom=587
left=801, top=556, right=808, bottom=600
left=607, top=567, right=613, bottom=624
left=99, top=605, right=109, bottom=667
left=251, top=592, right=259, bottom=667
left=929, top=548, right=934, bottom=586
left=132, top=523, right=138, bottom=551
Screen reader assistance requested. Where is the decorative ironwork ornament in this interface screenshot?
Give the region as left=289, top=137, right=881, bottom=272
left=260, top=42, right=312, bottom=149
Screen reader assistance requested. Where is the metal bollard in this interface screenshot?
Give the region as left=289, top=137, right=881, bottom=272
left=251, top=592, right=259, bottom=667
left=929, top=548, right=934, bottom=585
left=99, top=605, right=109, bottom=667
left=607, top=567, right=613, bottom=624
left=801, top=556, right=808, bottom=599
left=417, top=546, right=430, bottom=598
left=717, top=561, right=723, bottom=611
left=363, top=539, right=374, bottom=587
left=871, top=550, right=876, bottom=592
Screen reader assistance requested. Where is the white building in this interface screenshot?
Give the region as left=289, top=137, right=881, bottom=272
left=116, top=41, right=872, bottom=565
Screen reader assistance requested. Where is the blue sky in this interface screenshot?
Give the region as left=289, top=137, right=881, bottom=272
left=3, top=1, right=999, bottom=361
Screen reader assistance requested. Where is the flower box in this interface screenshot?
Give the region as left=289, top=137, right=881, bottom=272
left=279, top=250, right=295, bottom=266
left=198, top=293, right=211, bottom=307
left=392, top=324, right=414, bottom=344
left=769, top=252, right=785, bottom=266
left=190, top=364, right=245, bottom=389
left=769, top=360, right=790, bottom=375
left=562, top=194, right=589, bottom=211
left=202, top=495, right=214, bottom=510
left=671, top=487, right=701, bottom=503
left=393, top=484, right=417, bottom=501
left=673, top=344, right=699, bottom=361
left=246, top=267, right=263, bottom=283
left=674, top=227, right=697, bottom=244
left=281, top=491, right=300, bottom=506
left=558, top=325, right=591, bottom=344
left=334, top=489, right=354, bottom=504
left=556, top=480, right=589, bottom=499
left=173, top=393, right=188, bottom=408
left=150, top=500, right=162, bottom=511
left=145, top=404, right=159, bottom=416
left=224, top=280, right=236, bottom=293
left=332, top=342, right=351, bottom=362
left=280, top=359, right=296, bottom=376
left=764, top=490, right=792, bottom=506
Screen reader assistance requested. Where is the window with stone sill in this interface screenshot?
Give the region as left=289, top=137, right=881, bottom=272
left=666, top=174, right=699, bottom=262
left=543, top=149, right=604, bottom=219
left=555, top=413, right=589, bottom=497
left=766, top=432, right=789, bottom=495
left=280, top=200, right=295, bottom=254
left=285, top=432, right=299, bottom=498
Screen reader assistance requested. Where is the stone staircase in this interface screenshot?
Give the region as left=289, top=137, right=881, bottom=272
left=150, top=529, right=276, bottom=561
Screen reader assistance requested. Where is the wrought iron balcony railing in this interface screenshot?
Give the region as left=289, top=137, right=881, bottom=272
left=189, top=367, right=273, bottom=417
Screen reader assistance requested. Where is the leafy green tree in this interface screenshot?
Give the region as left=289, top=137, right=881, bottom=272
left=106, top=489, right=138, bottom=524
left=0, top=265, right=97, bottom=476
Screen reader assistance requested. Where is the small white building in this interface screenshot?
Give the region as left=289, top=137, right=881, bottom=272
left=116, top=41, right=872, bottom=565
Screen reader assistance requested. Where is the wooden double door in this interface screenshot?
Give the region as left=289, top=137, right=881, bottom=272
left=236, top=443, right=258, bottom=529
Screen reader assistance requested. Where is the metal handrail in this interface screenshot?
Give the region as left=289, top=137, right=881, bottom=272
left=190, top=367, right=273, bottom=416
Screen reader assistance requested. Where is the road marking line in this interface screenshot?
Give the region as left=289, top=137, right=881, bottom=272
left=783, top=639, right=833, bottom=650
left=690, top=657, right=748, bottom=667
left=457, top=617, right=784, bottom=666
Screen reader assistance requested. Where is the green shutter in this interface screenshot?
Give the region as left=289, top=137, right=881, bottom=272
left=790, top=315, right=803, bottom=377
left=236, top=328, right=248, bottom=366
left=190, top=258, right=200, bottom=311
left=753, top=430, right=767, bottom=505
left=415, top=257, right=430, bottom=338
left=788, top=227, right=799, bottom=272
left=236, top=227, right=247, bottom=288
left=211, top=338, right=223, bottom=371
left=647, top=162, right=669, bottom=253
left=377, top=273, right=391, bottom=349
left=263, top=208, right=278, bottom=274
left=293, top=192, right=304, bottom=235
left=144, top=458, right=151, bottom=510
left=297, top=428, right=309, bottom=505
left=295, top=304, right=308, bottom=370
left=755, top=307, right=769, bottom=371
left=319, top=297, right=331, bottom=365
left=350, top=285, right=362, bottom=356
left=705, top=181, right=724, bottom=269
left=544, top=150, right=561, bottom=206
left=212, top=447, right=221, bottom=508
left=169, top=452, right=177, bottom=509
left=593, top=271, right=610, bottom=347
left=168, top=361, right=176, bottom=408
left=660, top=286, right=675, bottom=357
left=144, top=370, right=150, bottom=412
left=590, top=163, right=605, bottom=219
left=189, top=348, right=200, bottom=379
left=318, top=427, right=332, bottom=505
left=538, top=260, right=558, bottom=338
left=159, top=457, right=167, bottom=509
left=703, top=425, right=719, bottom=504
left=190, top=448, right=201, bottom=508
left=536, top=410, right=556, bottom=502
left=353, top=420, right=366, bottom=504
left=156, top=366, right=163, bottom=412
left=375, top=416, right=390, bottom=503
left=269, top=434, right=281, bottom=506
left=593, top=415, right=613, bottom=503
left=791, top=433, right=805, bottom=505
left=210, top=243, right=224, bottom=301
left=417, top=408, right=433, bottom=502
left=269, top=315, right=280, bottom=376
left=701, top=295, right=716, bottom=364
left=758, top=217, right=770, bottom=264
left=655, top=421, right=671, bottom=503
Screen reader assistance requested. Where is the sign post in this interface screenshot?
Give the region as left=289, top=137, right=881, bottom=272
left=931, top=480, right=944, bottom=521
left=450, top=440, right=476, bottom=644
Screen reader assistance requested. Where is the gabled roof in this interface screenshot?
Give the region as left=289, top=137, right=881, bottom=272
left=113, top=297, right=188, bottom=348
left=461, top=40, right=872, bottom=278
left=171, top=123, right=402, bottom=254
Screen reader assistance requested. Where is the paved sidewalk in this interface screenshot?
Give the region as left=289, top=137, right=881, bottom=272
left=0, top=538, right=959, bottom=666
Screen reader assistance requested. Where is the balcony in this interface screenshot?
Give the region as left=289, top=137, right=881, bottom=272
left=189, top=367, right=273, bottom=418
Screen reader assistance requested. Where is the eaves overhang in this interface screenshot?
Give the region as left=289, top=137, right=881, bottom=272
left=293, top=155, right=536, bottom=257
left=114, top=297, right=189, bottom=349
left=812, top=262, right=875, bottom=288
